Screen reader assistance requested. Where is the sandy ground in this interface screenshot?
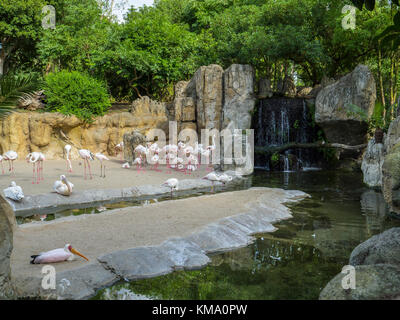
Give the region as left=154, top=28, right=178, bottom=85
left=10, top=187, right=294, bottom=282
left=0, top=159, right=212, bottom=196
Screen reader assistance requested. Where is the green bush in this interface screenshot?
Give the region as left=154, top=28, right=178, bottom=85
left=44, top=71, right=110, bottom=122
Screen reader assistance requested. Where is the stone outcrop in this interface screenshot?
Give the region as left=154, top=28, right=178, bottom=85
left=320, top=228, right=400, bottom=300
left=0, top=97, right=169, bottom=160
left=258, top=78, right=273, bottom=98
left=382, top=116, right=400, bottom=214
left=187, top=64, right=224, bottom=133
left=222, top=64, right=255, bottom=131
left=320, top=264, right=400, bottom=300
left=315, top=65, right=376, bottom=146
left=349, top=227, right=400, bottom=266
left=361, top=138, right=384, bottom=188
left=123, top=130, right=147, bottom=163
left=0, top=196, right=16, bottom=299
left=172, top=81, right=197, bottom=133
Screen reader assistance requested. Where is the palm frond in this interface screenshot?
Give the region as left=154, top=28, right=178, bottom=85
left=0, top=73, right=44, bottom=119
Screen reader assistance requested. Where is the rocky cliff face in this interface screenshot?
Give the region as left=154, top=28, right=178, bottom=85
left=0, top=97, right=169, bottom=160
left=361, top=138, right=384, bottom=188
left=315, top=65, right=376, bottom=146
left=0, top=196, right=16, bottom=299
left=378, top=116, right=400, bottom=214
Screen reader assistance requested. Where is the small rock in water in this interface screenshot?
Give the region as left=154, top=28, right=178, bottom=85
left=96, top=206, right=107, bottom=212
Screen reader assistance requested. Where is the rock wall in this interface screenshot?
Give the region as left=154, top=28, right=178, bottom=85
left=361, top=138, right=384, bottom=188
left=0, top=98, right=169, bottom=160
left=0, top=195, right=16, bottom=299
left=315, top=65, right=376, bottom=146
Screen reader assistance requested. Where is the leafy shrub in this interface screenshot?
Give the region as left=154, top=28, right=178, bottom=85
left=44, top=71, right=110, bottom=122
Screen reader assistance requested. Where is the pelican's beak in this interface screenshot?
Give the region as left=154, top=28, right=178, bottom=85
left=70, top=247, right=89, bottom=261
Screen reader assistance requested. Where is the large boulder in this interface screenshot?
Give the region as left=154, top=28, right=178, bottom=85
left=319, top=264, right=400, bottom=300
left=0, top=196, right=16, bottom=299
left=349, top=228, right=400, bottom=266
left=381, top=116, right=400, bottom=214
left=315, top=65, right=376, bottom=146
left=382, top=142, right=400, bottom=214
left=320, top=228, right=400, bottom=300
left=361, top=138, right=384, bottom=188
left=123, top=130, right=147, bottom=164
left=187, top=64, right=224, bottom=134
left=222, top=64, right=255, bottom=131
left=172, top=81, right=197, bottom=133
left=220, top=64, right=255, bottom=173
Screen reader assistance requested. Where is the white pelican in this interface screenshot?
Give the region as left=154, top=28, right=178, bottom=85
left=218, top=173, right=233, bottom=184
left=95, top=153, right=109, bottom=178
left=161, top=178, right=179, bottom=197
left=30, top=244, right=89, bottom=264
left=3, top=181, right=24, bottom=201
left=0, top=155, right=4, bottom=174
left=64, top=144, right=73, bottom=173
left=53, top=175, right=74, bottom=196
left=3, top=150, right=18, bottom=174
left=78, top=149, right=94, bottom=180
left=202, top=172, right=220, bottom=192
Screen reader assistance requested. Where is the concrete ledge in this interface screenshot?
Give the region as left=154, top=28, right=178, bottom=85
left=8, top=172, right=243, bottom=217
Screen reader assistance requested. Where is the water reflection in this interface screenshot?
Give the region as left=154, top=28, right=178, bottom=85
left=93, top=170, right=400, bottom=300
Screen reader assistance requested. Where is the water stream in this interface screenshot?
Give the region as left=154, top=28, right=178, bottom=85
left=93, top=170, right=400, bottom=300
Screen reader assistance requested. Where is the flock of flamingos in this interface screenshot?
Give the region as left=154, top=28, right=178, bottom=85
left=1, top=138, right=233, bottom=203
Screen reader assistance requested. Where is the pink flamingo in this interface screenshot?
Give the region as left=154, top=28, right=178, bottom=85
left=95, top=152, right=109, bottom=178
left=79, top=149, right=94, bottom=180
left=64, top=144, right=73, bottom=173
left=26, top=152, right=45, bottom=184
left=3, top=150, right=18, bottom=174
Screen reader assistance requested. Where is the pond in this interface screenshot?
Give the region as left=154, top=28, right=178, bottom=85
left=93, top=170, right=400, bottom=300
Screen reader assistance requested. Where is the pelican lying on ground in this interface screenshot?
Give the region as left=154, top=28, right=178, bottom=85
left=3, top=181, right=24, bottom=201
left=30, top=244, right=89, bottom=264
left=53, top=175, right=74, bottom=196
left=161, top=178, right=179, bottom=197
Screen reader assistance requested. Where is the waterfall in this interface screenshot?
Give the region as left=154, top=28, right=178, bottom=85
left=253, top=97, right=322, bottom=171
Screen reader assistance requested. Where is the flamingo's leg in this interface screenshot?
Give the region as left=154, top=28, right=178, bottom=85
left=103, top=164, right=106, bottom=178
left=37, top=162, right=40, bottom=184
left=1, top=162, right=4, bottom=174
left=32, top=163, right=35, bottom=184
left=84, top=159, right=87, bottom=180
left=87, top=159, right=93, bottom=179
